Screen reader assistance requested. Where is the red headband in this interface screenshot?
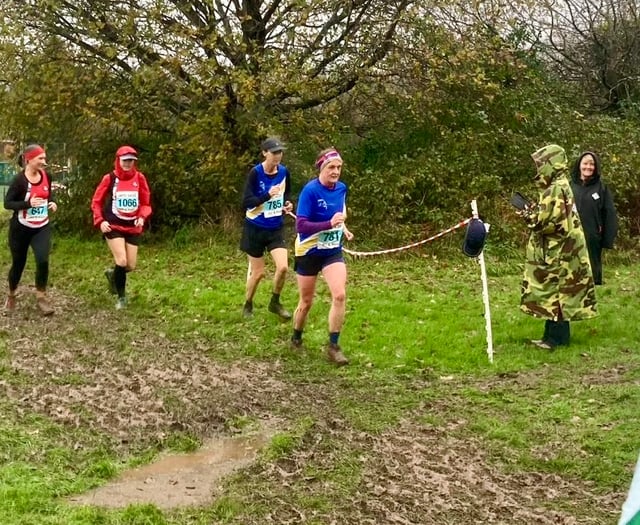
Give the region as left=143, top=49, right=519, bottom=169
left=315, top=149, right=342, bottom=171
left=24, top=146, right=45, bottom=162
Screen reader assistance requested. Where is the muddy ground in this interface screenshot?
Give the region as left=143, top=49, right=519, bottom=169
left=0, top=289, right=625, bottom=524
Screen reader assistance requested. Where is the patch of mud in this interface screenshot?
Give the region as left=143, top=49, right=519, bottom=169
left=1, top=296, right=293, bottom=442
left=68, top=429, right=276, bottom=509
left=351, top=420, right=618, bottom=524
left=580, top=363, right=636, bottom=386
left=245, top=417, right=621, bottom=525
left=0, top=289, right=626, bottom=522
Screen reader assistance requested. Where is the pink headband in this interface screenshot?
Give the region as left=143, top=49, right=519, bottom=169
left=24, top=146, right=45, bottom=162
left=315, top=149, right=342, bottom=171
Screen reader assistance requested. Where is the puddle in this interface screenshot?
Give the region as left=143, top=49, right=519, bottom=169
left=68, top=430, right=275, bottom=509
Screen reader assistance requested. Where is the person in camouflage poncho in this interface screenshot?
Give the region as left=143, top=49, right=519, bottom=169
left=519, top=144, right=598, bottom=349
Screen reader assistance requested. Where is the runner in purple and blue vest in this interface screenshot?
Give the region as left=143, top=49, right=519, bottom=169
left=290, top=148, right=354, bottom=366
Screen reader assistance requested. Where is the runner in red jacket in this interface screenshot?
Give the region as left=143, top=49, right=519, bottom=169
left=91, top=145, right=152, bottom=309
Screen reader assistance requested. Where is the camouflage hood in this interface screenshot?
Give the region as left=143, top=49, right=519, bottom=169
left=531, top=144, right=568, bottom=189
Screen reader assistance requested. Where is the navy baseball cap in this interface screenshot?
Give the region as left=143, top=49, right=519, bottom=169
left=261, top=137, right=286, bottom=153
left=462, top=218, right=488, bottom=257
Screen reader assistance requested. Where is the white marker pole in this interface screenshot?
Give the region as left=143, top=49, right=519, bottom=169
left=471, top=200, right=494, bottom=364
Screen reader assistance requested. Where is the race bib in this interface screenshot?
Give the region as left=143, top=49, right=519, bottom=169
left=317, top=228, right=343, bottom=250
left=26, top=204, right=48, bottom=222
left=264, top=195, right=284, bottom=218
left=115, top=190, right=139, bottom=213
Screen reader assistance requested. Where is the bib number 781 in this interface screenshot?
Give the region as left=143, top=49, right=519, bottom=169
left=318, top=228, right=343, bottom=249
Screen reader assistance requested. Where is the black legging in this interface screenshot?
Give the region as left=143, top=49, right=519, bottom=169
left=7, top=220, right=51, bottom=292
left=585, top=235, right=603, bottom=285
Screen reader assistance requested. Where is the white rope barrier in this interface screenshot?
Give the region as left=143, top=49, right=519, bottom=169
left=286, top=211, right=472, bottom=256
left=283, top=205, right=493, bottom=363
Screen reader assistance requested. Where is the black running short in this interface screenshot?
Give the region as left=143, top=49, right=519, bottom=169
left=104, top=230, right=141, bottom=246
left=294, top=252, right=344, bottom=276
left=240, top=221, right=287, bottom=258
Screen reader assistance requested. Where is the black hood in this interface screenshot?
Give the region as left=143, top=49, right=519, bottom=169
left=571, top=151, right=602, bottom=186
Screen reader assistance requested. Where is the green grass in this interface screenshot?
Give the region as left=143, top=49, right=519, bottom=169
left=0, top=222, right=637, bottom=523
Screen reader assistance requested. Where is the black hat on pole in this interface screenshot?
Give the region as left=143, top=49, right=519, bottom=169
left=462, top=218, right=488, bottom=257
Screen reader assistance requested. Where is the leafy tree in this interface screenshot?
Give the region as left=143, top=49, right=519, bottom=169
left=2, top=0, right=640, bottom=246
left=326, top=13, right=563, bottom=239
left=502, top=0, right=640, bottom=115
left=0, top=0, right=418, bottom=230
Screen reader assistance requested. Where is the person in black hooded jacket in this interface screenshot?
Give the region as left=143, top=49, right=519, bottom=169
left=570, top=151, right=618, bottom=285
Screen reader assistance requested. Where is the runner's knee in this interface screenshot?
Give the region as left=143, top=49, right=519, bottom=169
left=332, top=290, right=346, bottom=305
left=297, top=297, right=313, bottom=314
left=274, top=265, right=288, bottom=278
